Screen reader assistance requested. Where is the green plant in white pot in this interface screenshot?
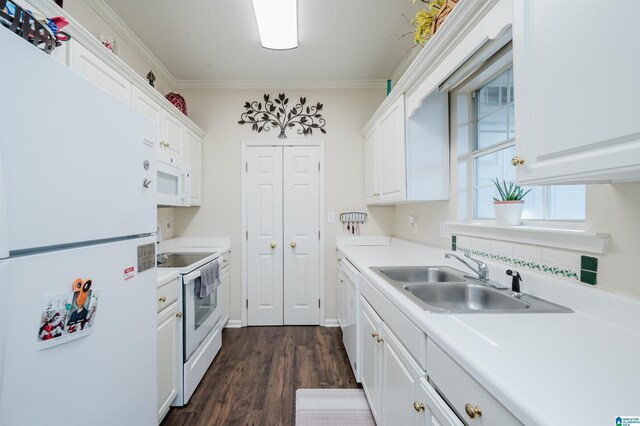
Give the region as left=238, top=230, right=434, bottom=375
left=491, top=179, right=531, bottom=226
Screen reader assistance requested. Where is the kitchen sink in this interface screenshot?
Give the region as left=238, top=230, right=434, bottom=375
left=370, top=265, right=573, bottom=314
left=370, top=266, right=466, bottom=284
left=404, top=283, right=529, bottom=312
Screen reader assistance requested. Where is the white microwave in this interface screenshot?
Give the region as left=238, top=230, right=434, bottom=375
left=157, top=160, right=190, bottom=206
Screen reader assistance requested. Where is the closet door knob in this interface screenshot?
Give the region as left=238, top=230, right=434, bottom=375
left=290, top=242, right=297, bottom=248
left=270, top=242, right=277, bottom=249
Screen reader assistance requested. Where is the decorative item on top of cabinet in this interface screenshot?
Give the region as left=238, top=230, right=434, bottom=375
left=98, top=33, right=117, bottom=54
left=513, top=0, right=640, bottom=184
left=0, top=0, right=70, bottom=53
left=166, top=92, right=188, bottom=116
left=146, top=70, right=156, bottom=87
left=238, top=93, right=326, bottom=139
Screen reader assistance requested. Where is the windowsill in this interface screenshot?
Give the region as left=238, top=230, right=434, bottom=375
left=447, top=222, right=610, bottom=254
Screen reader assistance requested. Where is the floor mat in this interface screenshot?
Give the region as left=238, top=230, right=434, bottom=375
left=295, top=389, right=375, bottom=425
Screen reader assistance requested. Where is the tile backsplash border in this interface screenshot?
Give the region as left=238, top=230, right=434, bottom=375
left=452, top=235, right=599, bottom=285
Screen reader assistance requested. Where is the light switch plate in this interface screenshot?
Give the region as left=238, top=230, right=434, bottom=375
left=440, top=222, right=450, bottom=239
left=328, top=211, right=335, bottom=224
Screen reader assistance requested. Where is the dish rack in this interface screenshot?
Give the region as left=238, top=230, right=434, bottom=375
left=340, top=211, right=367, bottom=236
left=0, top=0, right=67, bottom=54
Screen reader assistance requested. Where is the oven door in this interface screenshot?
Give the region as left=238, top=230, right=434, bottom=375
left=183, top=268, right=222, bottom=361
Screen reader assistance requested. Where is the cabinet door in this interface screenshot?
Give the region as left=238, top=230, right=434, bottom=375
left=220, top=266, right=230, bottom=326
left=360, top=297, right=382, bottom=422
left=381, top=324, right=420, bottom=426
left=336, top=266, right=346, bottom=329
left=186, top=129, right=202, bottom=206
left=364, top=127, right=380, bottom=204
left=157, top=301, right=180, bottom=422
left=415, top=378, right=464, bottom=426
left=513, top=0, right=640, bottom=184
left=132, top=87, right=162, bottom=152
left=69, top=41, right=131, bottom=105
left=378, top=95, right=406, bottom=203
left=160, top=111, right=186, bottom=166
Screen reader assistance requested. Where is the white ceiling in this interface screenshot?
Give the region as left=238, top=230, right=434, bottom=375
left=103, top=0, right=419, bottom=86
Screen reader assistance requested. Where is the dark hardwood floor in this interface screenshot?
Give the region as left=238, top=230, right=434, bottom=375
left=162, top=326, right=359, bottom=426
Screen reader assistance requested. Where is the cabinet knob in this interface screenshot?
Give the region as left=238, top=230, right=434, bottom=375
left=223, top=259, right=228, bottom=263
left=159, top=296, right=167, bottom=302
left=465, top=403, right=482, bottom=419
left=373, top=192, right=380, bottom=197
left=290, top=242, right=297, bottom=248
left=376, top=336, right=384, bottom=343
left=371, top=332, right=378, bottom=338
left=270, top=242, right=277, bottom=249
left=340, top=279, right=344, bottom=283
left=511, top=156, right=525, bottom=166
left=176, top=312, right=183, bottom=318
left=413, top=401, right=425, bottom=412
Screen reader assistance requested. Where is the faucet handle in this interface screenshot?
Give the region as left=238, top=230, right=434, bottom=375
left=463, top=251, right=485, bottom=267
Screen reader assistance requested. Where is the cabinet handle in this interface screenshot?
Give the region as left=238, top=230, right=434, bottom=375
left=159, top=296, right=167, bottom=302
left=270, top=242, right=277, bottom=249
left=511, top=156, right=525, bottom=166
left=290, top=242, right=297, bottom=248
left=371, top=332, right=378, bottom=338
left=176, top=312, right=183, bottom=318
left=465, top=403, right=482, bottom=419
left=413, top=401, right=425, bottom=412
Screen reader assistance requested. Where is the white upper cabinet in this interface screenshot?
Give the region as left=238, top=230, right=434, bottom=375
left=364, top=126, right=381, bottom=204
left=69, top=40, right=131, bottom=105
left=185, top=128, right=202, bottom=206
left=160, top=111, right=186, bottom=166
left=378, top=96, right=407, bottom=203
left=513, top=0, right=640, bottom=184
left=132, top=87, right=162, bottom=151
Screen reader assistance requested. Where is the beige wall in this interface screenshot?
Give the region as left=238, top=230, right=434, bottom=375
left=173, top=89, right=394, bottom=322
left=157, top=208, right=175, bottom=241
left=62, top=0, right=173, bottom=94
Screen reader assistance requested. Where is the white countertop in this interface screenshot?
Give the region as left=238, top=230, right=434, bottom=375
left=157, top=269, right=180, bottom=287
left=337, top=238, right=640, bottom=425
left=156, top=237, right=231, bottom=275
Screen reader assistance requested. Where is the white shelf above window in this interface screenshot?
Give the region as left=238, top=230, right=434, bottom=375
left=448, top=222, right=610, bottom=254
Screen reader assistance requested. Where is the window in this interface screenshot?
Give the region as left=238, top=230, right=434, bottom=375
left=459, top=64, right=585, bottom=222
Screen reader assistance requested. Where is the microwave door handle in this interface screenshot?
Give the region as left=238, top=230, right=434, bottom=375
left=184, top=269, right=201, bottom=283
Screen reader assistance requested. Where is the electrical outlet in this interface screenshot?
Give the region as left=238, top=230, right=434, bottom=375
left=165, top=219, right=172, bottom=232
left=409, top=215, right=415, bottom=225
left=439, top=222, right=450, bottom=239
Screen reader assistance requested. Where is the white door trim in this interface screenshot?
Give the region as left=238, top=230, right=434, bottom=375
left=241, top=139, right=326, bottom=327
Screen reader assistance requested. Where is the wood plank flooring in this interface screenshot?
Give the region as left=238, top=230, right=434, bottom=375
left=162, top=326, right=359, bottom=426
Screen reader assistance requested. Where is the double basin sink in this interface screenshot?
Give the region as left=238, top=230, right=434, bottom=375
left=370, top=266, right=572, bottom=314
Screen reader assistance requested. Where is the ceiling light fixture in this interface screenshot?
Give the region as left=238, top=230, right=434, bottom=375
left=251, top=0, right=298, bottom=50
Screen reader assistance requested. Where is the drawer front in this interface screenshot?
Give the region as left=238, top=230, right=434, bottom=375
left=361, top=276, right=427, bottom=370
left=219, top=252, right=230, bottom=270
left=427, top=339, right=522, bottom=425
left=157, top=277, right=179, bottom=313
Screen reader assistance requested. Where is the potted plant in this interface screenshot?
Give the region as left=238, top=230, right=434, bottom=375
left=491, top=179, right=531, bottom=226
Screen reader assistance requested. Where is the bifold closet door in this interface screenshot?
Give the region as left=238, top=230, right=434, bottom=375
left=247, top=147, right=284, bottom=325
left=283, top=146, right=320, bottom=325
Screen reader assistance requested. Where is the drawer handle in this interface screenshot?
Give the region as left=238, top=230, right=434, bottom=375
left=176, top=312, right=183, bottom=318
left=159, top=296, right=167, bottom=302
left=413, top=401, right=425, bottom=412
left=465, top=403, right=482, bottom=419
left=371, top=332, right=378, bottom=338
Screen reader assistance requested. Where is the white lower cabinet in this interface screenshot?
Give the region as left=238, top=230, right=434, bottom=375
left=415, top=378, right=464, bottom=426
left=360, top=297, right=383, bottom=421
left=157, top=297, right=181, bottom=423
left=219, top=260, right=230, bottom=326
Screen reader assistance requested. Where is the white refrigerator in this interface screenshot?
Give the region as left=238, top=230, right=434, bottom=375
left=0, top=28, right=158, bottom=425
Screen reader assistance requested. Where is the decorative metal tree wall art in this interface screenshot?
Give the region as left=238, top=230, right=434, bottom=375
left=238, top=93, right=327, bottom=139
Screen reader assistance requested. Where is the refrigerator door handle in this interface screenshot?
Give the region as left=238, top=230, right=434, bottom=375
left=0, top=145, right=8, bottom=259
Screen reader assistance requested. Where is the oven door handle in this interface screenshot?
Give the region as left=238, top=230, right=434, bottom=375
left=184, top=269, right=201, bottom=283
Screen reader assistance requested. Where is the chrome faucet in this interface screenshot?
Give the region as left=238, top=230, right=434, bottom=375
left=445, top=252, right=508, bottom=290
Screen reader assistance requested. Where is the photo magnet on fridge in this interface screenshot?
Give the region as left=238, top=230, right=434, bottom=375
left=36, top=278, right=100, bottom=350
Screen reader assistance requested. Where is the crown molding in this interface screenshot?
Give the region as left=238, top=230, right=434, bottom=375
left=84, top=0, right=177, bottom=89
left=175, top=79, right=388, bottom=91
